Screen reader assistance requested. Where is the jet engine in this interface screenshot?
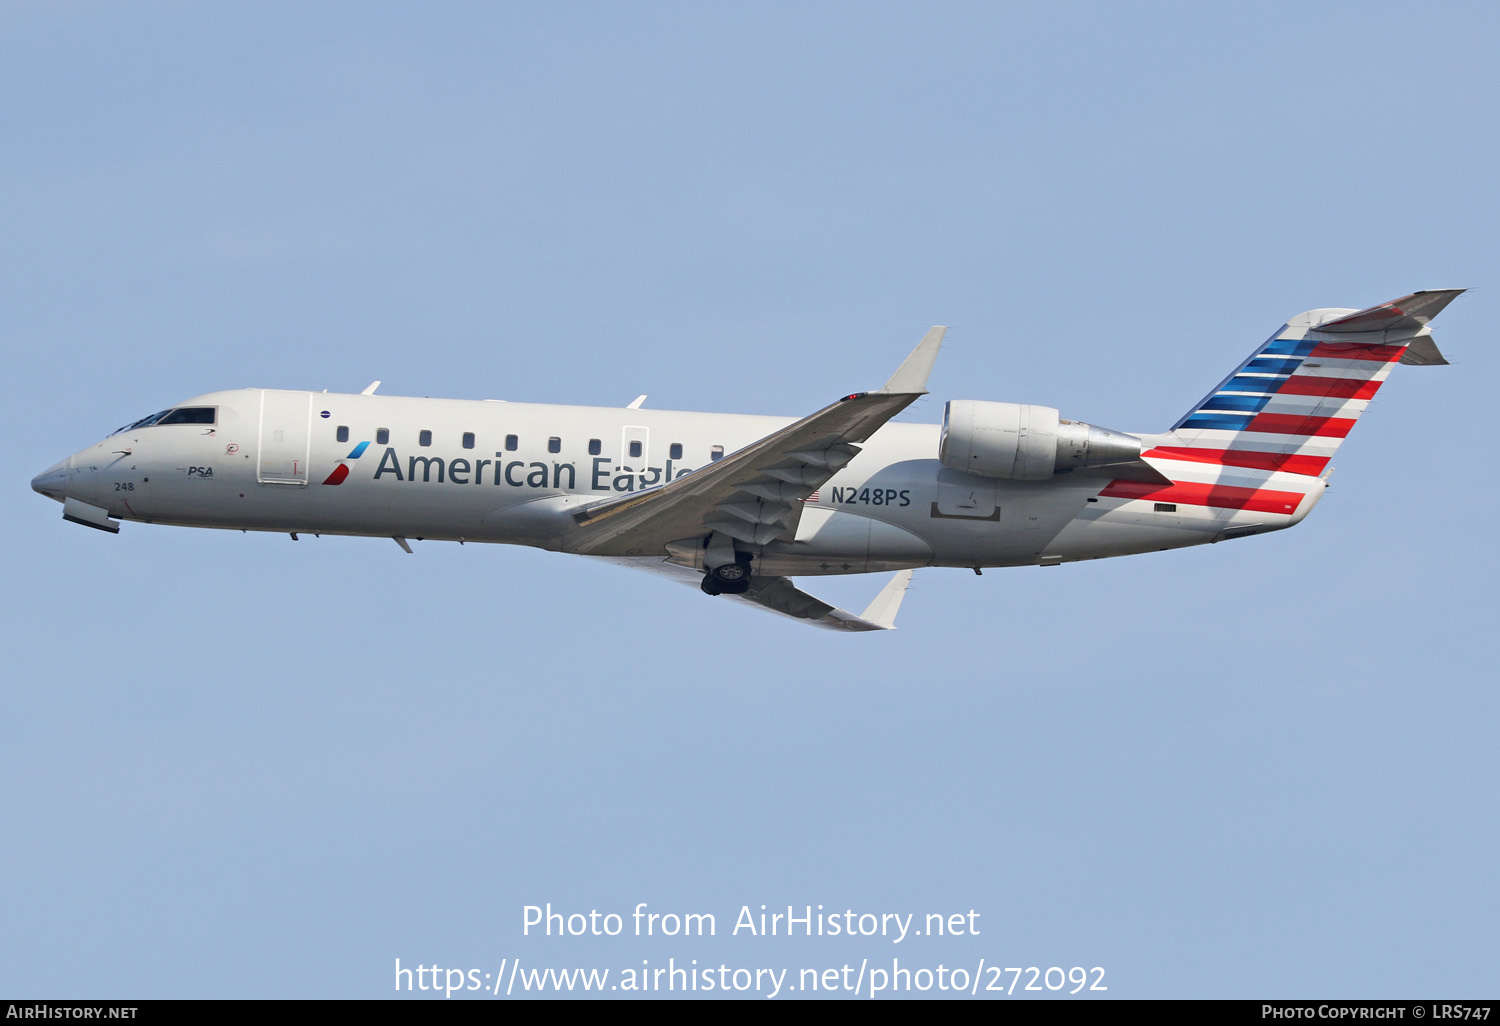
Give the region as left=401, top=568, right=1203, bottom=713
left=939, top=400, right=1144, bottom=480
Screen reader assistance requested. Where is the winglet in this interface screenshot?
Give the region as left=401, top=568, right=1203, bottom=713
left=879, top=327, right=946, bottom=394
left=859, top=569, right=914, bottom=629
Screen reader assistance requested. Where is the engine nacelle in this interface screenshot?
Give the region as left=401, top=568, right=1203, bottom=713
left=939, top=400, right=1143, bottom=481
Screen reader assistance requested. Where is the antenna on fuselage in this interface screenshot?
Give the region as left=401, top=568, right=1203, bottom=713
left=362, top=381, right=382, bottom=395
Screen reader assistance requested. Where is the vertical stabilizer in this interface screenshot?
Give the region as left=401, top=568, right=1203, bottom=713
left=1151, top=290, right=1463, bottom=477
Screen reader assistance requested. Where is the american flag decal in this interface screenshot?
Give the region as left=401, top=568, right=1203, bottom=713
left=803, top=491, right=820, bottom=503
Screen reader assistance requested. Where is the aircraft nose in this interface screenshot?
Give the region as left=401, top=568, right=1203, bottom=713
left=31, top=460, right=69, bottom=501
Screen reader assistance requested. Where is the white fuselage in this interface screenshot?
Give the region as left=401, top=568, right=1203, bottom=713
left=43, top=387, right=1325, bottom=575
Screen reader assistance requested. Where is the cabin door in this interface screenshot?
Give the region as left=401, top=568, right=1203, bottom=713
left=257, top=390, right=311, bottom=485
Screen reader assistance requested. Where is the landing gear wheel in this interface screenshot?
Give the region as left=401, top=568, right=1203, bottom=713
left=707, top=560, right=752, bottom=595
left=710, top=562, right=748, bottom=584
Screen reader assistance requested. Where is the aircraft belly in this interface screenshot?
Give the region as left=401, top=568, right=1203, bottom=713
left=154, top=471, right=549, bottom=542
left=1040, top=503, right=1281, bottom=561
left=920, top=478, right=1104, bottom=568
left=1042, top=516, right=1215, bottom=560
left=756, top=507, right=933, bottom=575
left=323, top=485, right=541, bottom=541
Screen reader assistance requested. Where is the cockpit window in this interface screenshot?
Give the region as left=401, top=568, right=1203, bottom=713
left=157, top=407, right=216, bottom=426
left=112, top=407, right=216, bottom=435
left=113, top=410, right=170, bottom=434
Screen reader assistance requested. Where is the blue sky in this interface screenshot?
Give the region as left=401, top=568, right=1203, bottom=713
left=3, top=1, right=1496, bottom=999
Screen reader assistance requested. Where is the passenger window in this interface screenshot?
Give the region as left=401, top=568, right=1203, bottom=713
left=628, top=441, right=643, bottom=458
left=376, top=428, right=390, bottom=445
left=336, top=426, right=349, bottom=443
left=506, top=434, right=518, bottom=451
left=711, top=445, right=725, bottom=461
left=462, top=432, right=475, bottom=449
left=419, top=430, right=432, bottom=447
left=669, top=443, right=683, bottom=460
left=588, top=439, right=601, bottom=455
left=548, top=437, right=562, bottom=454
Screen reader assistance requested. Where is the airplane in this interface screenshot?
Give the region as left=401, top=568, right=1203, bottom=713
left=31, top=289, right=1463, bottom=632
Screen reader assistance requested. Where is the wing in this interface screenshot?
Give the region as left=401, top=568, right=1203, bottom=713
left=733, top=568, right=915, bottom=632
left=565, top=327, right=946, bottom=556
left=617, top=557, right=916, bottom=631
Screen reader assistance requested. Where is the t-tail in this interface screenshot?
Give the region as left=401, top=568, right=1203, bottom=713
left=1111, top=290, right=1464, bottom=534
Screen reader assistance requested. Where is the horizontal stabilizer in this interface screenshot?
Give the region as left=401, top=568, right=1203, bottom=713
left=1398, top=336, right=1449, bottom=367
left=1313, top=289, right=1466, bottom=335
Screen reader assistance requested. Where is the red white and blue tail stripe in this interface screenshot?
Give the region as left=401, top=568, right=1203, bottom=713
left=1151, top=289, right=1464, bottom=478
left=1086, top=291, right=1462, bottom=534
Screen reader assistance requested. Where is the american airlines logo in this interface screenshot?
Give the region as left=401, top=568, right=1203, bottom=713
left=320, top=441, right=370, bottom=485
